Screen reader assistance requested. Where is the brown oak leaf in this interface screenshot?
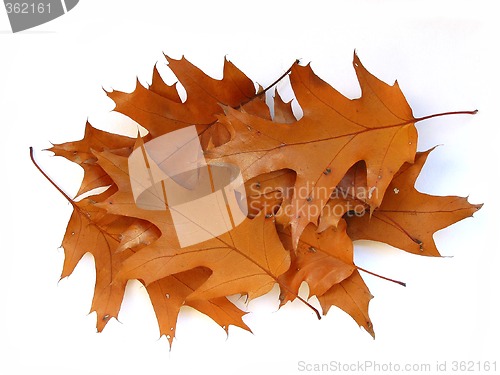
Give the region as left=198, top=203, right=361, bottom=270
left=346, top=149, right=482, bottom=256
left=318, top=270, right=374, bottom=337
left=207, top=53, right=418, bottom=248
left=48, top=122, right=135, bottom=196
left=32, top=53, right=481, bottom=345
left=277, top=219, right=355, bottom=305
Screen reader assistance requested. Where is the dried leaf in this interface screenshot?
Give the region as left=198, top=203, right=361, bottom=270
left=107, top=56, right=256, bottom=139
left=33, top=53, right=480, bottom=346
left=346, top=149, right=482, bottom=256
left=208, top=53, right=418, bottom=248
left=318, top=270, right=374, bottom=337
left=146, top=267, right=250, bottom=347
left=59, top=187, right=136, bottom=331
left=278, top=220, right=355, bottom=305
left=48, top=122, right=135, bottom=196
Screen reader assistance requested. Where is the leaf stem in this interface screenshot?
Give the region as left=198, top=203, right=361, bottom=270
left=198, top=59, right=300, bottom=141
left=302, top=297, right=322, bottom=320
left=356, top=265, right=406, bottom=287
left=415, top=109, right=478, bottom=123
left=29, top=147, right=76, bottom=207
left=239, top=59, right=300, bottom=107
left=258, top=59, right=300, bottom=97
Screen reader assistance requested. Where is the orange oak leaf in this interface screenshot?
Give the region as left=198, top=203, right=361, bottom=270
left=48, top=122, right=135, bottom=196
left=115, top=211, right=291, bottom=302
left=146, top=267, right=250, bottom=347
left=346, top=149, right=482, bottom=256
left=34, top=144, right=253, bottom=339
left=318, top=270, right=374, bottom=337
left=57, top=186, right=137, bottom=331
left=277, top=219, right=355, bottom=306
left=91, top=145, right=293, bottom=303
left=107, top=56, right=257, bottom=140
left=32, top=53, right=481, bottom=345
left=208, top=53, right=418, bottom=248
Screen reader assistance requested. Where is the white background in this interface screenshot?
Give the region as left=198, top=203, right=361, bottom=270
left=1, top=1, right=499, bottom=374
